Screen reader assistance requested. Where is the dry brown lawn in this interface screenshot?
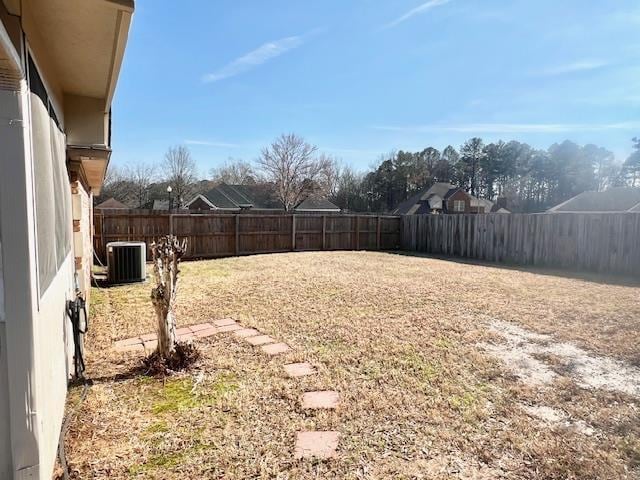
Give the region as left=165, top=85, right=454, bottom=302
left=64, top=251, right=640, bottom=479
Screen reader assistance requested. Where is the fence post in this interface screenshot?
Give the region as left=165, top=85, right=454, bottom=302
left=235, top=214, right=240, bottom=255
left=169, top=214, right=174, bottom=235
left=376, top=216, right=381, bottom=250
left=291, top=214, right=296, bottom=251
left=355, top=216, right=360, bottom=250
left=322, top=215, right=326, bottom=250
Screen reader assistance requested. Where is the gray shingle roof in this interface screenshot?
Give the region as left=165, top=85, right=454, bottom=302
left=393, top=183, right=461, bottom=214
left=295, top=196, right=340, bottom=211
left=549, top=187, right=640, bottom=212
left=197, top=183, right=336, bottom=211
left=95, top=197, right=128, bottom=209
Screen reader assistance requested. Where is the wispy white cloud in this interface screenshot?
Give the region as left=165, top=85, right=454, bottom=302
left=185, top=139, right=239, bottom=148
left=383, top=0, right=452, bottom=29
left=537, top=60, right=608, bottom=76
left=372, top=122, right=640, bottom=134
left=202, top=34, right=306, bottom=83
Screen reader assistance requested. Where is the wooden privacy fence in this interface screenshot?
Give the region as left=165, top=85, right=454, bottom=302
left=401, top=213, right=640, bottom=276
left=94, top=213, right=402, bottom=263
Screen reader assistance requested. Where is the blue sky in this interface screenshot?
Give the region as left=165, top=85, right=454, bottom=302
left=111, top=0, right=640, bottom=175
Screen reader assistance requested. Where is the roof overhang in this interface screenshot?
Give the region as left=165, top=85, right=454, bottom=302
left=67, top=145, right=112, bottom=195
left=22, top=0, right=133, bottom=110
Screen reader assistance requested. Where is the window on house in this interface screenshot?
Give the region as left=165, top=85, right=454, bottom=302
left=28, top=53, right=71, bottom=294
left=453, top=200, right=465, bottom=212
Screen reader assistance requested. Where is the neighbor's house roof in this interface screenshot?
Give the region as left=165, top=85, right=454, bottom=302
left=95, top=197, right=128, bottom=209
left=187, top=183, right=339, bottom=212
left=295, top=196, right=340, bottom=212
left=393, top=182, right=509, bottom=215
left=548, top=187, right=640, bottom=213
left=392, top=183, right=461, bottom=215
left=189, top=183, right=281, bottom=210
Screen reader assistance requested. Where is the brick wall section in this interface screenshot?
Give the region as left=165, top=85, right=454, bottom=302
left=445, top=190, right=472, bottom=213
left=70, top=177, right=93, bottom=305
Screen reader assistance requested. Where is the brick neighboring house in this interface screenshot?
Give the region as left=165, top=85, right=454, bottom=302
left=0, top=1, right=133, bottom=478
left=186, top=183, right=341, bottom=213
left=392, top=182, right=509, bottom=215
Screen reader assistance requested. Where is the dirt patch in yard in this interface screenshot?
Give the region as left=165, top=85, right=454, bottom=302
left=480, top=320, right=640, bottom=396
left=64, top=252, right=640, bottom=479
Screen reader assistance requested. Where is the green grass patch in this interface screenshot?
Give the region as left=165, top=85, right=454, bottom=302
left=152, top=374, right=237, bottom=415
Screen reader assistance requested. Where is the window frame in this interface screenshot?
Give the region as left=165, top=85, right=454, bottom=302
left=453, top=200, right=466, bottom=212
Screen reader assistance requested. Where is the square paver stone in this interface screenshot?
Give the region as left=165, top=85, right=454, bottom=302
left=284, top=362, right=317, bottom=378
left=194, top=327, right=217, bottom=338
left=234, top=328, right=260, bottom=338
left=115, top=341, right=144, bottom=353
left=189, top=323, right=213, bottom=333
left=176, top=327, right=192, bottom=336
left=115, top=336, right=144, bottom=347
left=217, top=323, right=242, bottom=333
left=302, top=391, right=340, bottom=409
left=246, top=335, right=275, bottom=346
left=261, top=343, right=291, bottom=355
left=294, top=431, right=340, bottom=459
left=213, top=318, right=236, bottom=327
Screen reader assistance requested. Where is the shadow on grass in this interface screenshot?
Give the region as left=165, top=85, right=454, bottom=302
left=80, top=364, right=150, bottom=387
left=387, top=250, right=640, bottom=288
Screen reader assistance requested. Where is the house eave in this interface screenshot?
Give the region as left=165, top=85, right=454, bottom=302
left=67, top=145, right=112, bottom=195
left=22, top=0, right=134, bottom=112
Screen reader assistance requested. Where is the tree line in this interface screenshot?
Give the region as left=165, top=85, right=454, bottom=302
left=99, top=134, right=640, bottom=213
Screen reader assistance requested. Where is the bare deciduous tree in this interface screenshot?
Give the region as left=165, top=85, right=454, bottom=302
left=127, top=162, right=157, bottom=208
left=163, top=145, right=198, bottom=207
left=210, top=158, right=258, bottom=185
left=150, top=235, right=186, bottom=358
left=257, top=133, right=329, bottom=211
left=315, top=153, right=342, bottom=199
left=99, top=165, right=131, bottom=206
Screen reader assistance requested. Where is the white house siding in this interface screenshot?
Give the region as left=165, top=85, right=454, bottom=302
left=0, top=49, right=74, bottom=480
left=0, top=236, right=11, bottom=479
left=0, top=325, right=11, bottom=480
left=32, top=254, right=74, bottom=477
left=25, top=58, right=75, bottom=479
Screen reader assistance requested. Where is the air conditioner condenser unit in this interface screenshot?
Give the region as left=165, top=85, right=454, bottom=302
left=106, top=241, right=146, bottom=284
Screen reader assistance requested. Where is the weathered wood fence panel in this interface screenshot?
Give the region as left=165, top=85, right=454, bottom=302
left=401, top=213, right=640, bottom=276
left=94, top=212, right=402, bottom=262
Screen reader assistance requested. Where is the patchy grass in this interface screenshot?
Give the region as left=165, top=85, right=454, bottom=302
left=64, top=251, right=640, bottom=479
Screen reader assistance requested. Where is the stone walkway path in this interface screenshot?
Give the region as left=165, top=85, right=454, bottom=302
left=113, top=317, right=341, bottom=461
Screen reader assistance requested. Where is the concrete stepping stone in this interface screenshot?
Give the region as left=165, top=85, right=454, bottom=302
left=216, top=323, right=242, bottom=333
left=302, top=391, right=340, bottom=409
left=189, top=323, right=214, bottom=333
left=246, top=335, right=275, bottom=346
left=261, top=342, right=291, bottom=356
left=284, top=362, right=317, bottom=378
left=294, top=431, right=340, bottom=459
left=213, top=318, right=236, bottom=327
left=234, top=328, right=260, bottom=338
left=140, top=333, right=157, bottom=342
left=194, top=326, right=217, bottom=338
left=114, top=337, right=143, bottom=352
left=176, top=326, right=192, bottom=336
